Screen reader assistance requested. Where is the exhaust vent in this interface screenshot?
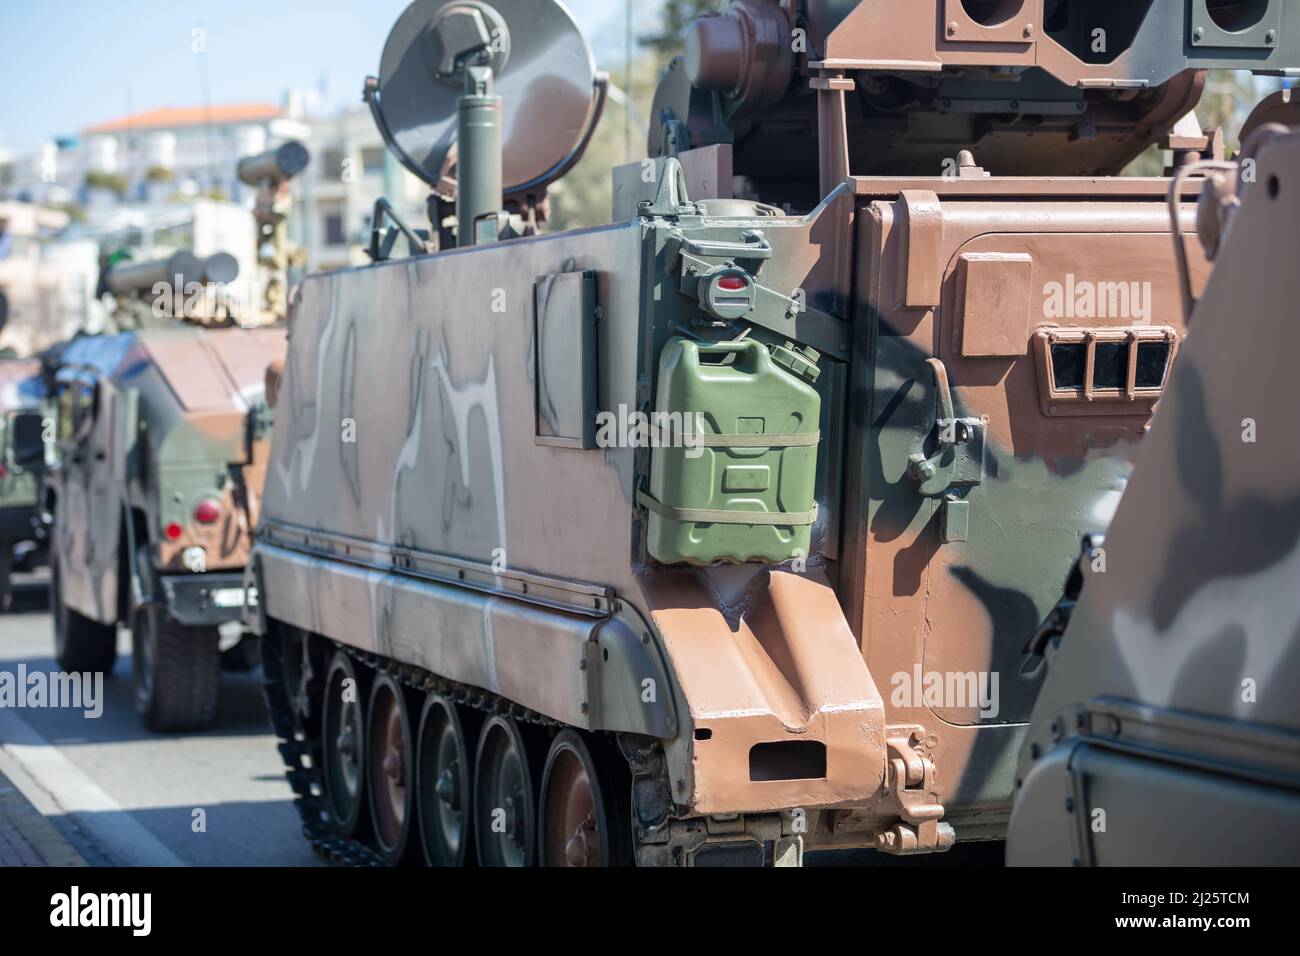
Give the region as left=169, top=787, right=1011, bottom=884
left=749, top=740, right=827, bottom=782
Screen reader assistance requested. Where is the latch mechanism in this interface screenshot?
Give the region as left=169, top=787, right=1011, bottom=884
left=876, top=727, right=955, bottom=855
left=906, top=358, right=985, bottom=496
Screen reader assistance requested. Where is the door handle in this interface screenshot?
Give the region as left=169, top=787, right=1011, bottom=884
left=906, top=358, right=985, bottom=498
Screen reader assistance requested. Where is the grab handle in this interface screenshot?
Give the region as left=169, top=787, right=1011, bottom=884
left=692, top=339, right=765, bottom=373
left=680, top=230, right=772, bottom=261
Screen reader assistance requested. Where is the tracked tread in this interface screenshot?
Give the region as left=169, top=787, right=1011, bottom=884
left=260, top=631, right=563, bottom=867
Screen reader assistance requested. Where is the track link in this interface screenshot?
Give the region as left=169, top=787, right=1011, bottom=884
left=260, top=628, right=561, bottom=867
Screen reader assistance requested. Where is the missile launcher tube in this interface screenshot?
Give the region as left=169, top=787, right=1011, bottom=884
left=105, top=252, right=204, bottom=297
left=237, top=141, right=310, bottom=186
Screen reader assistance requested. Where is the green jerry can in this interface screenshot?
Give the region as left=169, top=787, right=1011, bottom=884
left=639, top=337, right=821, bottom=565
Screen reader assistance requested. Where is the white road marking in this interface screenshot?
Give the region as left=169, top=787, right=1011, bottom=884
left=0, top=707, right=186, bottom=866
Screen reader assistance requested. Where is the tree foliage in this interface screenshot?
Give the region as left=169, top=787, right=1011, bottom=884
left=640, top=0, right=723, bottom=62
left=1123, top=71, right=1282, bottom=175
left=85, top=170, right=128, bottom=197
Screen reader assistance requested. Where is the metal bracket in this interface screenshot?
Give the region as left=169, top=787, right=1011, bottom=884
left=907, top=358, right=985, bottom=498
left=638, top=157, right=701, bottom=218
left=876, top=726, right=954, bottom=855
left=367, top=197, right=430, bottom=262
left=675, top=250, right=849, bottom=361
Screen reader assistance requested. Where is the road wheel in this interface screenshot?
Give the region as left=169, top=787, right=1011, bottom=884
left=416, top=693, right=478, bottom=866
left=539, top=730, right=631, bottom=867
left=131, top=596, right=220, bottom=733
left=321, top=650, right=370, bottom=838
left=51, top=551, right=117, bottom=674
left=366, top=673, right=416, bottom=864
left=473, top=716, right=542, bottom=867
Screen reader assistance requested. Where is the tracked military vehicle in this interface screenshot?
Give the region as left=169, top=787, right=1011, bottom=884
left=251, top=0, right=1299, bottom=865
left=0, top=357, right=51, bottom=609
left=1008, top=117, right=1300, bottom=866
left=49, top=247, right=287, bottom=731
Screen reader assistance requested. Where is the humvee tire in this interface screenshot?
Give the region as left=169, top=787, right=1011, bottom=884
left=131, top=549, right=220, bottom=732
left=51, top=553, right=117, bottom=674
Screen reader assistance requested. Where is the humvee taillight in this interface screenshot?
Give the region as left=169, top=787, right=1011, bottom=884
left=165, top=522, right=183, bottom=541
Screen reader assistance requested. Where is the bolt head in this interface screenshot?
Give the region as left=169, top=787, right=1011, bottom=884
left=1193, top=26, right=1204, bottom=42
left=1023, top=23, right=1034, bottom=39
left=947, top=21, right=958, bottom=36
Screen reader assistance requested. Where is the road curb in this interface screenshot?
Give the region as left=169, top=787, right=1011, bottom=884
left=0, top=765, right=87, bottom=867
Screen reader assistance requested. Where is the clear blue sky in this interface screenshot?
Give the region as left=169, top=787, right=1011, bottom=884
left=0, top=0, right=663, bottom=153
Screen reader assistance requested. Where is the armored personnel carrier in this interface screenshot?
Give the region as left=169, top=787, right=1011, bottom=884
left=1008, top=118, right=1300, bottom=866
left=49, top=247, right=286, bottom=730
left=251, top=0, right=1299, bottom=865
left=0, top=357, right=51, bottom=609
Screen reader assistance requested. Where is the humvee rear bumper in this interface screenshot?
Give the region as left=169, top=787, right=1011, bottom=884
left=160, top=572, right=257, bottom=628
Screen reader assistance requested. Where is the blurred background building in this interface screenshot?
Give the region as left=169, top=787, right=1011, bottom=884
left=1, top=0, right=1283, bottom=357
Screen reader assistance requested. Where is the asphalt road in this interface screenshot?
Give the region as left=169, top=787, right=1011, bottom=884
left=0, top=571, right=320, bottom=867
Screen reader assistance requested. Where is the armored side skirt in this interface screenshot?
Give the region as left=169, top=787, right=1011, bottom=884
left=252, top=541, right=674, bottom=739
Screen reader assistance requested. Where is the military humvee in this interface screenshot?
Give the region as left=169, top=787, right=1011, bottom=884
left=1008, top=116, right=1300, bottom=866
left=0, top=357, right=51, bottom=609
left=250, top=0, right=1300, bottom=865
left=49, top=251, right=284, bottom=732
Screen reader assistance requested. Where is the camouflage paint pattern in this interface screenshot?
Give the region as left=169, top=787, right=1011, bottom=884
left=0, top=357, right=50, bottom=607
left=254, top=168, right=1210, bottom=845
left=0, top=358, right=46, bottom=522
left=1008, top=129, right=1300, bottom=866
left=51, top=326, right=284, bottom=625
left=251, top=0, right=1290, bottom=859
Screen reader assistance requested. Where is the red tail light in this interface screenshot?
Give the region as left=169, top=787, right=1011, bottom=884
left=716, top=274, right=749, bottom=291
left=194, top=499, right=221, bottom=525
left=165, top=522, right=183, bottom=541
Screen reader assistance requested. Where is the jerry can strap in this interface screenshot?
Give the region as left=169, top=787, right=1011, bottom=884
left=637, top=490, right=818, bottom=526
left=646, top=426, right=821, bottom=448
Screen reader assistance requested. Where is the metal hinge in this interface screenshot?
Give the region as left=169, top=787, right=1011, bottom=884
left=875, top=726, right=955, bottom=855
